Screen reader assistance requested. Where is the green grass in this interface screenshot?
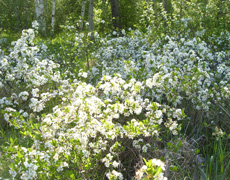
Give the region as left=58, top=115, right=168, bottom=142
left=203, top=139, right=230, bottom=180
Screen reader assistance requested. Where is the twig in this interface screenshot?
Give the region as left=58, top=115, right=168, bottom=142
left=218, top=103, right=230, bottom=119
left=211, top=100, right=230, bottom=119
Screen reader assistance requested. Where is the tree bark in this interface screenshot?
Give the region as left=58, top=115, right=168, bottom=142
left=51, top=0, right=56, bottom=34
left=34, top=0, right=46, bottom=35
left=163, top=0, right=167, bottom=12
left=89, top=0, right=94, bottom=40
left=110, top=0, right=121, bottom=31
left=80, top=0, right=87, bottom=31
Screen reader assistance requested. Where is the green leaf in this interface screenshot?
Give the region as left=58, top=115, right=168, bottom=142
left=70, top=174, right=75, bottom=179
left=195, top=149, right=200, bottom=154
left=17, top=151, right=23, bottom=158
left=143, top=158, right=148, bottom=165
left=155, top=166, right=163, bottom=176
left=170, top=166, right=178, bottom=172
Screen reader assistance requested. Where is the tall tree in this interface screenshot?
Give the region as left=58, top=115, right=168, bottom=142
left=163, top=0, right=167, bottom=12
left=89, top=0, right=94, bottom=39
left=14, top=0, right=21, bottom=31
left=51, top=0, right=56, bottom=34
left=110, top=0, right=121, bottom=31
left=34, top=0, right=46, bottom=34
left=80, top=0, right=87, bottom=31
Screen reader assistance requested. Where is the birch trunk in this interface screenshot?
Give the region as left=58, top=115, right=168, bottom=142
left=51, top=0, right=56, bottom=34
left=88, top=0, right=94, bottom=40
left=80, top=0, right=87, bottom=31
left=34, top=0, right=46, bottom=34
left=110, top=0, right=121, bottom=31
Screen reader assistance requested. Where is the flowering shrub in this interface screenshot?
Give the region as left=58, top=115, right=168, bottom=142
left=91, top=29, right=230, bottom=115
left=0, top=27, right=70, bottom=129
left=135, top=158, right=167, bottom=180
left=3, top=74, right=185, bottom=179
left=1, top=23, right=230, bottom=179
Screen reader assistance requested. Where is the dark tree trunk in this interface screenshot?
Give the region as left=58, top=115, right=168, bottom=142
left=163, top=0, right=167, bottom=12
left=110, top=0, right=121, bottom=31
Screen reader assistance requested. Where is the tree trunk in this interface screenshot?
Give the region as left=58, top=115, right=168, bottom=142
left=180, top=0, right=183, bottom=19
left=162, top=0, right=167, bottom=27
left=80, top=0, right=87, bottom=31
left=25, top=3, right=29, bottom=29
left=110, top=0, right=121, bottom=31
left=153, top=0, right=158, bottom=24
left=51, top=0, right=56, bottom=34
left=163, top=0, right=167, bottom=12
left=34, top=0, right=46, bottom=35
left=14, top=4, right=20, bottom=31
left=88, top=0, right=94, bottom=40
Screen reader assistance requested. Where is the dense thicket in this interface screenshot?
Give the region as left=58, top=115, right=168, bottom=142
left=1, top=0, right=230, bottom=180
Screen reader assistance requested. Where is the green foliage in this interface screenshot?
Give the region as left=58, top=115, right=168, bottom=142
left=0, top=0, right=34, bottom=32
left=202, top=138, right=230, bottom=180
left=1, top=1, right=230, bottom=179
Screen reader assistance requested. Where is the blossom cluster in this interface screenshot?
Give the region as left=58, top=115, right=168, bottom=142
left=0, top=28, right=70, bottom=127
left=135, top=158, right=167, bottom=180
left=6, top=74, right=184, bottom=179
left=90, top=29, right=230, bottom=114
left=0, top=27, right=184, bottom=178
left=1, top=24, right=230, bottom=179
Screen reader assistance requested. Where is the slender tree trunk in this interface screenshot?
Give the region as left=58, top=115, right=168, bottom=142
left=162, top=0, right=167, bottom=28
left=14, top=5, right=20, bottom=31
left=180, top=0, right=183, bottom=19
left=163, top=0, right=167, bottom=12
left=110, top=0, right=121, bottom=31
left=80, top=0, right=87, bottom=31
left=34, top=0, right=46, bottom=35
left=51, top=0, right=56, bottom=34
left=45, top=0, right=49, bottom=17
left=153, top=0, right=158, bottom=25
left=25, top=4, right=29, bottom=29
left=88, top=0, right=94, bottom=40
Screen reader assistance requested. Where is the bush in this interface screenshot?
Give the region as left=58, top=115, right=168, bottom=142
left=1, top=23, right=230, bottom=179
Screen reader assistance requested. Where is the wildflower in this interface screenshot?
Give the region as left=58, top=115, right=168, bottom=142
left=151, top=158, right=166, bottom=171
left=9, top=169, right=17, bottom=178
left=19, top=91, right=29, bottom=101
left=155, top=110, right=163, bottom=119
left=63, top=162, right=69, bottom=167
left=142, top=144, right=151, bottom=153
left=53, top=153, right=58, bottom=162
left=212, top=126, right=225, bottom=140
left=32, top=88, right=39, bottom=97
left=4, top=113, right=9, bottom=121
left=112, top=161, right=120, bottom=168
left=135, top=165, right=147, bottom=180
left=32, top=21, right=39, bottom=30
left=21, top=147, right=27, bottom=153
